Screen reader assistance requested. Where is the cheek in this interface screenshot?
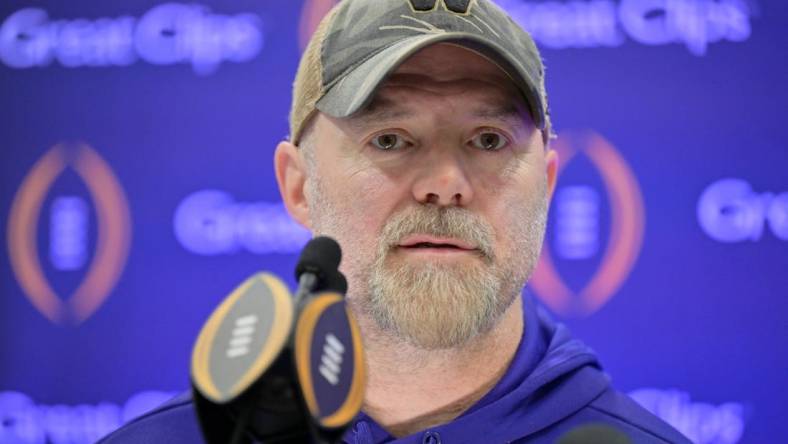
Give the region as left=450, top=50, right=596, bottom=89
left=480, top=169, right=547, bottom=253
left=342, top=173, right=391, bottom=229
left=324, top=170, right=400, bottom=258
left=330, top=172, right=404, bottom=298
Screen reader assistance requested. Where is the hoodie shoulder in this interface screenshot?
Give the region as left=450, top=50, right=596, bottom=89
left=97, top=392, right=204, bottom=444
left=515, top=387, right=693, bottom=444
left=585, top=389, right=692, bottom=443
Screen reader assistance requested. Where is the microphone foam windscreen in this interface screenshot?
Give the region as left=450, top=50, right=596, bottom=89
left=295, top=236, right=342, bottom=280
left=319, top=270, right=348, bottom=294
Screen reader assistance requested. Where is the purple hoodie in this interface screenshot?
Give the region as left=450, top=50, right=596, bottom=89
left=98, top=293, right=690, bottom=443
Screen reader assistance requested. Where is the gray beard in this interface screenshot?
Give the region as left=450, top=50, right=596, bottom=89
left=305, top=173, right=548, bottom=350
left=368, top=252, right=507, bottom=349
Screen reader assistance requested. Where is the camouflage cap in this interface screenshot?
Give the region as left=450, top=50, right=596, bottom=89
left=290, top=0, right=549, bottom=144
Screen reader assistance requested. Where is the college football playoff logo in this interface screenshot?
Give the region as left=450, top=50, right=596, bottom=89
left=531, top=131, right=645, bottom=317
left=7, top=143, right=131, bottom=325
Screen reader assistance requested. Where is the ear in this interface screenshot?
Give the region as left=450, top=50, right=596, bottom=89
left=274, top=140, right=311, bottom=229
left=544, top=148, right=559, bottom=201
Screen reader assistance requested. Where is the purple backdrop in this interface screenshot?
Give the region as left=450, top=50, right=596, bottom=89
left=1, top=1, right=786, bottom=443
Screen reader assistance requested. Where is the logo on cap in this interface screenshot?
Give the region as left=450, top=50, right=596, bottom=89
left=6, top=143, right=131, bottom=325
left=299, top=0, right=477, bottom=50
left=408, top=0, right=473, bottom=14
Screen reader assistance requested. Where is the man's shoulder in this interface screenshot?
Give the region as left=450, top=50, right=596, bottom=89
left=97, top=392, right=204, bottom=444
left=516, top=386, right=691, bottom=443
left=581, top=388, right=691, bottom=443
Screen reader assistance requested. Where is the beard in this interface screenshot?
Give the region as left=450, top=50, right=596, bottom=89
left=367, top=206, right=510, bottom=349
left=306, top=174, right=548, bottom=350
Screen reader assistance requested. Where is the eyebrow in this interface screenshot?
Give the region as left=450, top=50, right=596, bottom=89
left=470, top=103, right=528, bottom=125
left=346, top=97, right=413, bottom=132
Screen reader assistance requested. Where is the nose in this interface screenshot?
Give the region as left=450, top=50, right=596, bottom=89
left=411, top=148, right=474, bottom=207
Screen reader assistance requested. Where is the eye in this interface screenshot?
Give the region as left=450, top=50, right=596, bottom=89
left=471, top=130, right=509, bottom=151
left=370, top=133, right=407, bottom=151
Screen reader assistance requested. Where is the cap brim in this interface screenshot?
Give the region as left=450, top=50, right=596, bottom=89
left=315, top=32, right=545, bottom=130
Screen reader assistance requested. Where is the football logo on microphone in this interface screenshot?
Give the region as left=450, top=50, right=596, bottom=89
left=6, top=143, right=131, bottom=325
left=531, top=131, right=645, bottom=317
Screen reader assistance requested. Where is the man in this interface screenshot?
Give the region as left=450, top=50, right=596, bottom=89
left=101, top=0, right=691, bottom=442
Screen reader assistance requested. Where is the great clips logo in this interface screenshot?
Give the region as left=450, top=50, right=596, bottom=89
left=0, top=4, right=263, bottom=75
left=531, top=131, right=645, bottom=317
left=6, top=143, right=131, bottom=325
left=299, top=0, right=754, bottom=55
left=698, top=178, right=788, bottom=242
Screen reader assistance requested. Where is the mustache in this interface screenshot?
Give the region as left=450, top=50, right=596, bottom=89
left=379, top=206, right=495, bottom=260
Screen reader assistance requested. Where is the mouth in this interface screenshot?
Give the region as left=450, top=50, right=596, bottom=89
left=397, top=235, right=478, bottom=255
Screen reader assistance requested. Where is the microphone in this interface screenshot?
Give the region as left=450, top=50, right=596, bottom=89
left=556, top=423, right=632, bottom=444
left=190, top=237, right=364, bottom=444
left=294, top=236, right=344, bottom=304
left=191, top=272, right=304, bottom=443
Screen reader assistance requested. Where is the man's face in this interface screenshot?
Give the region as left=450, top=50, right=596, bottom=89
left=294, top=43, right=556, bottom=349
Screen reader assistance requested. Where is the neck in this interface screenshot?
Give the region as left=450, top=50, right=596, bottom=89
left=355, top=296, right=524, bottom=438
